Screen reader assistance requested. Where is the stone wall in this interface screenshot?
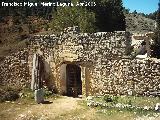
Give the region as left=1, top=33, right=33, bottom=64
left=28, top=27, right=131, bottom=95
left=0, top=49, right=30, bottom=88
left=94, top=58, right=160, bottom=96
left=0, top=27, right=160, bottom=96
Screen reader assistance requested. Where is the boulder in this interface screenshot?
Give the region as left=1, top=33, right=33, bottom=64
left=155, top=103, right=160, bottom=111
left=34, top=88, right=44, bottom=104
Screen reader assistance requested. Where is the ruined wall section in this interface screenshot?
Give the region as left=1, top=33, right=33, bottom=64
left=30, top=29, right=130, bottom=94
left=55, top=31, right=129, bottom=62
left=30, top=30, right=129, bottom=63
left=28, top=35, right=57, bottom=91
left=0, top=49, right=30, bottom=88
left=97, top=58, right=160, bottom=96
left=129, top=59, right=160, bottom=95
left=1, top=27, right=159, bottom=96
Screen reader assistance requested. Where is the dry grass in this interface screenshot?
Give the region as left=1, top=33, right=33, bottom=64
left=0, top=95, right=160, bottom=120
left=118, top=96, right=160, bottom=107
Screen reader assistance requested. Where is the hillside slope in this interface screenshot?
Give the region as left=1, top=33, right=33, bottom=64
left=0, top=13, right=156, bottom=61
left=125, top=13, right=156, bottom=33
left=0, top=16, right=48, bottom=61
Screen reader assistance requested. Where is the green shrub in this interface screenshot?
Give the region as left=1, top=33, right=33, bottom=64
left=128, top=100, right=132, bottom=106
left=44, top=88, right=54, bottom=98
left=3, top=91, right=19, bottom=101
left=103, top=95, right=119, bottom=104
left=0, top=86, right=20, bottom=102
left=104, top=95, right=113, bottom=102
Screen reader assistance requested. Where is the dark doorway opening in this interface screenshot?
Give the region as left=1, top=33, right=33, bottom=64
left=66, top=64, right=82, bottom=97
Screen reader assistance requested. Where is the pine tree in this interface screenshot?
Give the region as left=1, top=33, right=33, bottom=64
left=156, top=0, right=160, bottom=42
left=151, top=0, right=160, bottom=58
left=94, top=0, right=126, bottom=32
left=50, top=0, right=96, bottom=33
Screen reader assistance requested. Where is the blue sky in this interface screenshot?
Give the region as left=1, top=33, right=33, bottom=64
left=122, top=0, right=159, bottom=14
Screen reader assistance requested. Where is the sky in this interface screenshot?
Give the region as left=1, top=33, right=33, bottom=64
left=122, top=0, right=159, bottom=14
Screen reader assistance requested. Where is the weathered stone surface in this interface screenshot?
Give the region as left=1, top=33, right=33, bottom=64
left=0, top=27, right=160, bottom=96
left=0, top=49, right=30, bottom=88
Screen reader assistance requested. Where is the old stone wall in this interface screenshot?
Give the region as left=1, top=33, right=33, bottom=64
left=0, top=49, right=30, bottom=88
left=29, top=27, right=131, bottom=95
left=0, top=27, right=160, bottom=96
left=28, top=28, right=160, bottom=96
left=93, top=58, right=160, bottom=96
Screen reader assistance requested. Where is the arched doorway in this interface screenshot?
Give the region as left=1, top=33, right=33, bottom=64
left=66, top=64, right=82, bottom=97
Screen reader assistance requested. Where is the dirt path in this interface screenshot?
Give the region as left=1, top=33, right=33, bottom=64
left=1, top=96, right=159, bottom=120
left=15, top=97, right=83, bottom=120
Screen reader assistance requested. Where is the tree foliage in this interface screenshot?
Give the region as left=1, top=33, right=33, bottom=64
left=151, top=1, right=160, bottom=58
left=0, top=0, right=54, bottom=19
left=93, top=0, right=126, bottom=31
left=146, top=11, right=157, bottom=20
left=0, top=0, right=126, bottom=32
left=50, top=4, right=96, bottom=33
left=50, top=0, right=126, bottom=32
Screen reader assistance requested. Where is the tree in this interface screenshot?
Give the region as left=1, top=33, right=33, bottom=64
left=93, top=0, right=126, bottom=32
left=151, top=0, right=160, bottom=58
left=0, top=0, right=126, bottom=33
left=0, top=0, right=55, bottom=19
left=146, top=11, right=157, bottom=20
left=123, top=8, right=130, bottom=14
left=50, top=0, right=96, bottom=33
left=132, top=10, right=137, bottom=14
left=50, top=0, right=126, bottom=32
